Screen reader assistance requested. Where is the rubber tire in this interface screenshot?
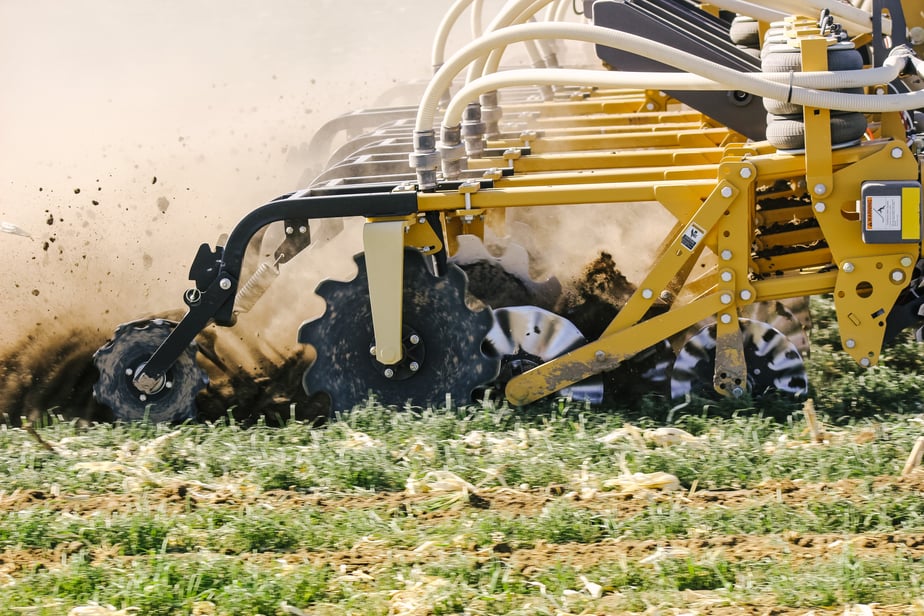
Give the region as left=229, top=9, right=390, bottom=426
left=761, top=45, right=863, bottom=73
left=763, top=86, right=864, bottom=116
left=729, top=16, right=759, bottom=47
left=93, top=320, right=205, bottom=423
left=761, top=46, right=864, bottom=115
left=765, top=112, right=868, bottom=150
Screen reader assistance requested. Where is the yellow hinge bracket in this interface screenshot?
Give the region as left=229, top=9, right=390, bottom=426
left=801, top=36, right=834, bottom=201
left=445, top=180, right=486, bottom=255
left=835, top=253, right=916, bottom=366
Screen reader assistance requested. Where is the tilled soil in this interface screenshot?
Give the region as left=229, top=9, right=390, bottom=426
left=0, top=250, right=641, bottom=426
left=1, top=475, right=923, bottom=613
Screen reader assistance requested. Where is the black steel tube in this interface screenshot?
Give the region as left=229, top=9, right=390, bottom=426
left=136, top=189, right=418, bottom=383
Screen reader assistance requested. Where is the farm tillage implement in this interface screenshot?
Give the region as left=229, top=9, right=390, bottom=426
left=93, top=0, right=924, bottom=422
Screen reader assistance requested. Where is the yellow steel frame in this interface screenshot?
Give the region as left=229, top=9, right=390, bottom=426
left=361, top=22, right=923, bottom=404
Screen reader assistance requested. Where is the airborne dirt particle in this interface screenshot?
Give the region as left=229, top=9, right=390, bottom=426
left=0, top=1, right=465, bottom=427
left=556, top=251, right=636, bottom=339
left=0, top=317, right=325, bottom=426
left=461, top=261, right=535, bottom=309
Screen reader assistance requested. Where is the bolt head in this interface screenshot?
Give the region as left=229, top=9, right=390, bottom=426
left=645, top=103, right=655, bottom=110
left=369, top=346, right=377, bottom=356
left=891, top=269, right=905, bottom=282
left=860, top=357, right=871, bottom=367
left=891, top=147, right=903, bottom=159
left=594, top=350, right=605, bottom=361
left=125, top=368, right=134, bottom=376
left=409, top=362, right=419, bottom=372
left=813, top=183, right=826, bottom=195
left=720, top=293, right=733, bottom=305
left=842, top=262, right=854, bottom=273
left=285, top=226, right=295, bottom=235
left=720, top=186, right=733, bottom=198
left=219, top=278, right=232, bottom=290
left=384, top=368, right=395, bottom=379
left=740, top=289, right=752, bottom=301
left=901, top=256, right=914, bottom=267
left=720, top=313, right=733, bottom=324
left=739, top=168, right=752, bottom=179
left=721, top=250, right=733, bottom=261
left=721, top=271, right=733, bottom=282
left=641, top=288, right=653, bottom=299
left=731, top=387, right=744, bottom=398
left=165, top=381, right=173, bottom=389
left=409, top=334, right=420, bottom=345
left=814, top=202, right=826, bottom=213
left=845, top=338, right=856, bottom=349
left=139, top=394, right=147, bottom=402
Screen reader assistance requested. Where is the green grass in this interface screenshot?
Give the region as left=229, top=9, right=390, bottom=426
left=4, top=295, right=924, bottom=614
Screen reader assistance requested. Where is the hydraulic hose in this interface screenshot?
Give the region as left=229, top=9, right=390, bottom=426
left=553, top=0, right=573, bottom=23
left=471, top=0, right=484, bottom=39
left=415, top=21, right=916, bottom=132
left=762, top=0, right=874, bottom=35
left=544, top=0, right=560, bottom=22
left=465, top=0, right=557, bottom=83
left=441, top=63, right=918, bottom=125
left=530, top=16, right=560, bottom=70
left=432, top=0, right=476, bottom=71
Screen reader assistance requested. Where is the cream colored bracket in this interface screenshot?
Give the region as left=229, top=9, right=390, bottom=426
left=363, top=220, right=407, bottom=366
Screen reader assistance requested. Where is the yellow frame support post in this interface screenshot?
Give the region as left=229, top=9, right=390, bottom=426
left=712, top=157, right=757, bottom=396
left=505, top=166, right=754, bottom=405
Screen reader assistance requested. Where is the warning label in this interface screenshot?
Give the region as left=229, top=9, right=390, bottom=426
left=865, top=195, right=901, bottom=231
left=681, top=223, right=705, bottom=251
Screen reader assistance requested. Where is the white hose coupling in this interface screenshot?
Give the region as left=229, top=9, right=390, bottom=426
left=479, top=90, right=502, bottom=137
left=409, top=130, right=440, bottom=191
left=439, top=124, right=466, bottom=180
left=461, top=102, right=486, bottom=158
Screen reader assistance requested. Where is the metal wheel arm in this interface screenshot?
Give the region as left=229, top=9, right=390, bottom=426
left=134, top=189, right=418, bottom=391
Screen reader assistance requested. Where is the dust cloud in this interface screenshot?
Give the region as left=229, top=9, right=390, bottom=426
left=0, top=0, right=461, bottom=420
left=0, top=1, right=675, bottom=421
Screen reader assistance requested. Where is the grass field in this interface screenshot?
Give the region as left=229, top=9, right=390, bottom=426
left=3, top=297, right=924, bottom=615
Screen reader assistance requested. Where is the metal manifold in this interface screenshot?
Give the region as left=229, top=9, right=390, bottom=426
left=93, top=0, right=924, bottom=421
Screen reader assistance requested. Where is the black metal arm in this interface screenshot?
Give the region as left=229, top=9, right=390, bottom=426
left=135, top=188, right=418, bottom=385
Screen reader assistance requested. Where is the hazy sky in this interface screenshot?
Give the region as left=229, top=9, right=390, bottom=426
left=0, top=1, right=460, bottom=344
